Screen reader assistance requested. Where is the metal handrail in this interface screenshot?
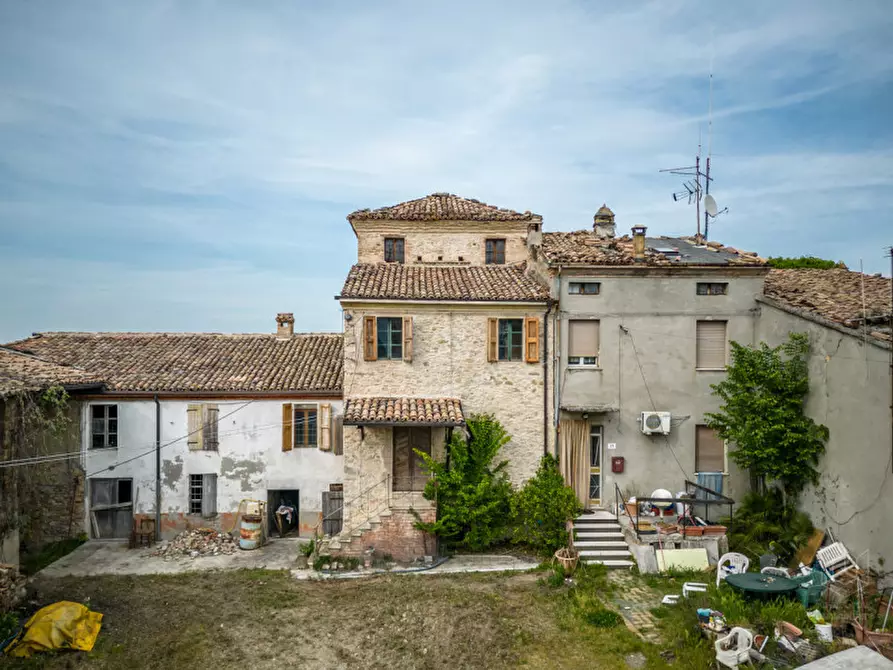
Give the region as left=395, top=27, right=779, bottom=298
left=313, top=474, right=391, bottom=539
left=618, top=480, right=734, bottom=542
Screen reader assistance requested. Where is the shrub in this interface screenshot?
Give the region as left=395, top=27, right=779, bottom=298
left=413, top=414, right=514, bottom=551
left=582, top=607, right=623, bottom=628
left=299, top=539, right=315, bottom=558
left=511, top=454, right=582, bottom=554
left=723, top=489, right=814, bottom=565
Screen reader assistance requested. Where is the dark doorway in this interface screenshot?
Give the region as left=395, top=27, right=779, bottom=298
left=267, top=489, right=300, bottom=537
left=89, top=478, right=133, bottom=538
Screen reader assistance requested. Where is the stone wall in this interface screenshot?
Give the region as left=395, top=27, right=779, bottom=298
left=353, top=220, right=532, bottom=266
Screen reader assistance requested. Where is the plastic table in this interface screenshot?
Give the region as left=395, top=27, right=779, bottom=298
left=725, top=572, right=799, bottom=599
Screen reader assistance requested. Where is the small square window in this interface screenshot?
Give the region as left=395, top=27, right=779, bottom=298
left=497, top=319, right=523, bottom=361
left=384, top=238, right=404, bottom=263
left=697, top=282, right=728, bottom=296
left=91, top=404, right=118, bottom=449
left=485, top=239, right=506, bottom=265
left=569, top=282, right=600, bottom=295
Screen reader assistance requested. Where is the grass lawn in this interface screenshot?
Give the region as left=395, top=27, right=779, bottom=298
left=5, top=568, right=696, bottom=669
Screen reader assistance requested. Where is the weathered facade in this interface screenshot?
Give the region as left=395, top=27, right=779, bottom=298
left=331, top=193, right=553, bottom=560
left=534, top=206, right=769, bottom=510
left=758, top=269, right=892, bottom=575
left=7, top=320, right=344, bottom=540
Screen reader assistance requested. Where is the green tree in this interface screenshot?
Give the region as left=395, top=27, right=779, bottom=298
left=511, top=454, right=582, bottom=554
left=766, top=256, right=846, bottom=270
left=412, top=414, right=514, bottom=551
left=706, top=333, right=828, bottom=502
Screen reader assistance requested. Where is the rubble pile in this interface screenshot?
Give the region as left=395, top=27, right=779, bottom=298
left=0, top=563, right=26, bottom=612
left=150, top=528, right=237, bottom=559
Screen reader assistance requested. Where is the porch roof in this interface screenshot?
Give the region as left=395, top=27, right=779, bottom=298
left=343, top=397, right=465, bottom=426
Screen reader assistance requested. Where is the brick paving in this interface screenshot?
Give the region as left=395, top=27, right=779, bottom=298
left=607, top=571, right=663, bottom=643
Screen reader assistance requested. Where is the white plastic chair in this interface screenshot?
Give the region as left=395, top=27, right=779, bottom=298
left=760, top=566, right=789, bottom=578
left=816, top=542, right=857, bottom=581
left=716, top=552, right=750, bottom=587
left=683, top=582, right=708, bottom=598
left=715, top=627, right=754, bottom=669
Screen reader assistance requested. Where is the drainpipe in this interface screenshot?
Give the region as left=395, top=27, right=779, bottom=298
left=554, top=268, right=562, bottom=452
left=543, top=301, right=551, bottom=456
left=154, top=394, right=161, bottom=541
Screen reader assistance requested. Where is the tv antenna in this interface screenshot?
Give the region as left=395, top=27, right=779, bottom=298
left=660, top=55, right=727, bottom=241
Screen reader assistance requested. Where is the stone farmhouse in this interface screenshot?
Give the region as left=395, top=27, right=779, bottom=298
left=1, top=192, right=890, bottom=571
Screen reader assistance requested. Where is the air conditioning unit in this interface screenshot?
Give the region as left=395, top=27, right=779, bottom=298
left=641, top=411, right=671, bottom=435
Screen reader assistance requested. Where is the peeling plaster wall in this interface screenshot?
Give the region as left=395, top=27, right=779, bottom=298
left=757, top=302, right=892, bottom=573
left=555, top=272, right=766, bottom=506
left=82, top=398, right=343, bottom=537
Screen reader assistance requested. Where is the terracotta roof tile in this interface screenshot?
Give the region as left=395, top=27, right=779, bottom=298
left=5, top=332, right=343, bottom=393
left=763, top=269, right=892, bottom=341
left=339, top=263, right=549, bottom=302
left=348, top=193, right=538, bottom=222
left=541, top=232, right=766, bottom=266
left=343, top=397, right=464, bottom=425
left=0, top=347, right=102, bottom=397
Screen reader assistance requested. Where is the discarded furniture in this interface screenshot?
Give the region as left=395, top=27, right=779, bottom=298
left=683, top=582, right=709, bottom=598
left=760, top=566, right=789, bottom=578
left=816, top=542, right=858, bottom=581
left=716, top=552, right=750, bottom=587
left=661, top=594, right=679, bottom=605
left=714, top=626, right=754, bottom=669
left=656, top=548, right=710, bottom=573
left=130, top=518, right=155, bottom=549
left=789, top=569, right=830, bottom=608
left=759, top=553, right=777, bottom=570
left=726, top=572, right=799, bottom=600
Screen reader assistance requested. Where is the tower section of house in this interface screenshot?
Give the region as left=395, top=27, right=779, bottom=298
left=335, top=193, right=552, bottom=560
left=536, top=205, right=768, bottom=510
left=7, top=317, right=344, bottom=540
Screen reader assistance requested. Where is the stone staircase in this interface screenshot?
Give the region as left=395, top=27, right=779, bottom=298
left=320, top=507, right=391, bottom=553
left=572, top=511, right=634, bottom=569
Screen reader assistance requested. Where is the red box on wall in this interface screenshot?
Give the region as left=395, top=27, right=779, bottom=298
left=611, top=457, right=625, bottom=474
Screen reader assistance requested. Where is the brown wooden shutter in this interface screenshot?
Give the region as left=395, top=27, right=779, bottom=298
left=696, top=425, right=725, bottom=472
left=487, top=318, right=498, bottom=362
left=393, top=427, right=411, bottom=491
left=402, top=316, right=413, bottom=362
left=282, top=403, right=293, bottom=452
left=204, top=404, right=219, bottom=450
left=363, top=316, right=377, bottom=361
left=696, top=321, right=727, bottom=369
left=319, top=403, right=332, bottom=451
left=187, top=404, right=202, bottom=451
left=333, top=414, right=343, bottom=456
left=525, top=316, right=540, bottom=363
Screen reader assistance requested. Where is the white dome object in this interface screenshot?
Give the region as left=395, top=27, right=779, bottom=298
left=651, top=488, right=673, bottom=510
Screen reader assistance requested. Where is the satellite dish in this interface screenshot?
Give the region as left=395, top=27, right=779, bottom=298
left=704, top=194, right=718, bottom=217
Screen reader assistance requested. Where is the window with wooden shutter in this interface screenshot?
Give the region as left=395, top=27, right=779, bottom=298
left=487, top=318, right=498, bottom=362
left=363, top=316, right=377, bottom=361
left=282, top=403, right=293, bottom=452
left=187, top=404, right=203, bottom=451
left=696, top=425, right=725, bottom=473
left=402, top=316, right=413, bottom=362
left=393, top=427, right=431, bottom=491
left=319, top=403, right=332, bottom=451
left=525, top=317, right=540, bottom=363
left=294, top=405, right=318, bottom=448
left=568, top=320, right=599, bottom=366
left=696, top=320, right=727, bottom=369
left=201, top=473, right=217, bottom=517
left=203, top=405, right=219, bottom=451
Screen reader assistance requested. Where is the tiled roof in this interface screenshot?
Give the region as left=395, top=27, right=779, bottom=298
left=348, top=193, right=538, bottom=222
left=5, top=332, right=343, bottom=393
left=763, top=269, right=892, bottom=342
left=339, top=263, right=550, bottom=302
left=343, top=397, right=465, bottom=426
left=541, top=233, right=766, bottom=266
left=0, top=347, right=102, bottom=397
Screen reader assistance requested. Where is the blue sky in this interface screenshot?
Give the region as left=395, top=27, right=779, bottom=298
left=1, top=1, right=891, bottom=342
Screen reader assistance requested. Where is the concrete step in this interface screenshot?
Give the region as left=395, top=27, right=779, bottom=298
left=573, top=540, right=629, bottom=550
left=574, top=531, right=625, bottom=540
left=582, top=559, right=635, bottom=569
left=378, top=509, right=393, bottom=518
left=327, top=540, right=341, bottom=551
left=574, top=518, right=620, bottom=526
left=578, top=549, right=632, bottom=559
left=576, top=511, right=618, bottom=521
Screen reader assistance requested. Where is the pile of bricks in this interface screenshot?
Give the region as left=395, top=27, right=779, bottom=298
left=0, top=563, right=26, bottom=612
left=150, top=528, right=237, bottom=559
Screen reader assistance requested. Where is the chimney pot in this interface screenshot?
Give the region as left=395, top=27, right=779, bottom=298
left=631, top=225, right=647, bottom=261
left=593, top=204, right=616, bottom=239
left=276, top=312, right=295, bottom=337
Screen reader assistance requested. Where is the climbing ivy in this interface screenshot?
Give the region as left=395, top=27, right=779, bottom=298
left=705, top=333, right=829, bottom=502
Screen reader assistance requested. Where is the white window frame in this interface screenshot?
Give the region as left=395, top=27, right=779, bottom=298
left=568, top=355, right=599, bottom=367
left=567, top=320, right=600, bottom=368
left=568, top=281, right=601, bottom=295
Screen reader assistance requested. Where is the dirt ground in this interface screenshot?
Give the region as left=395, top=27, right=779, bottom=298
left=6, top=569, right=679, bottom=670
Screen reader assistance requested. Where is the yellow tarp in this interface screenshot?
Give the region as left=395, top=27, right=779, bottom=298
left=3, top=601, right=102, bottom=658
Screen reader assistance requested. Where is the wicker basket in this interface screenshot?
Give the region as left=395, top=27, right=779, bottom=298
left=554, top=547, right=580, bottom=575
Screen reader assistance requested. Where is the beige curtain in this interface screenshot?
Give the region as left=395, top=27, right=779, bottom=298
left=559, top=419, right=590, bottom=507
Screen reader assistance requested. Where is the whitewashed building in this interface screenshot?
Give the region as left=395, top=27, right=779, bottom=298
left=8, top=316, right=343, bottom=539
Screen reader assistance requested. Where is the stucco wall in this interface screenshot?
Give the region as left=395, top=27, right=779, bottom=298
left=82, top=398, right=344, bottom=538
left=555, top=272, right=766, bottom=505
left=353, top=220, right=532, bottom=266
left=757, top=300, right=892, bottom=573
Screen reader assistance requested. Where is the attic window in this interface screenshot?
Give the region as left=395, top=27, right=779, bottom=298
left=384, top=238, right=404, bottom=264
left=697, top=282, right=728, bottom=296
left=569, top=282, right=600, bottom=295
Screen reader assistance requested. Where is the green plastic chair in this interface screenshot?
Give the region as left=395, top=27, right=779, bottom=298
left=790, top=569, right=830, bottom=608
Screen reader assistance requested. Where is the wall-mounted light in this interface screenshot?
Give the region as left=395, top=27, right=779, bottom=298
left=344, top=313, right=353, bottom=322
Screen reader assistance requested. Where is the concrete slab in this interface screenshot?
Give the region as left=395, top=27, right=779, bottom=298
left=37, top=538, right=303, bottom=577
left=798, top=646, right=893, bottom=669
left=291, top=554, right=540, bottom=580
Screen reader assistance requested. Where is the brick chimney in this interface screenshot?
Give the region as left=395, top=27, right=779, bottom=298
left=631, top=225, right=647, bottom=261
left=593, top=204, right=616, bottom=239
left=276, top=312, right=295, bottom=337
